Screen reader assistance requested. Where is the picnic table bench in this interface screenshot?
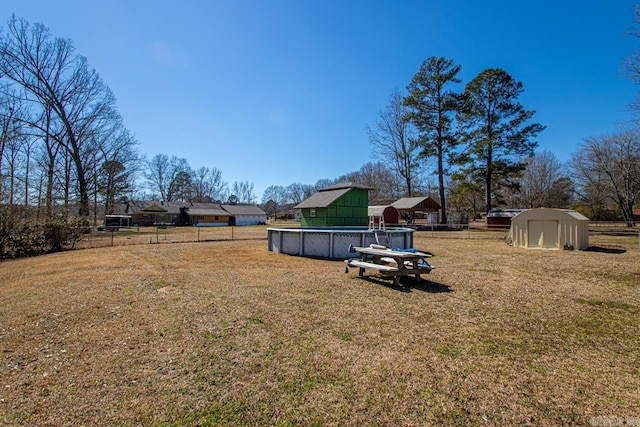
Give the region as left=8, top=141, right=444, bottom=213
left=345, top=246, right=434, bottom=286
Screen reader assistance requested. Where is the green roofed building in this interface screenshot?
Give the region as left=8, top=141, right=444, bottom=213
left=294, top=182, right=374, bottom=227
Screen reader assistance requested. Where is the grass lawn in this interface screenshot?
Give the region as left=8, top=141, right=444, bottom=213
left=0, top=231, right=639, bottom=425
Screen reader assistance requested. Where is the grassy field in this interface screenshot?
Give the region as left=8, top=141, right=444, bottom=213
left=0, top=229, right=639, bottom=426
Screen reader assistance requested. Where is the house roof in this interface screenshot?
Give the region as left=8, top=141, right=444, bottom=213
left=126, top=200, right=150, bottom=214
left=391, top=196, right=441, bottom=211
left=140, top=202, right=170, bottom=213
left=189, top=207, right=228, bottom=216
left=136, top=201, right=264, bottom=217
left=294, top=182, right=372, bottom=209
left=221, top=205, right=266, bottom=216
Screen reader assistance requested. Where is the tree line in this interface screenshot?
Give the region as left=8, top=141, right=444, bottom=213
left=0, top=15, right=140, bottom=222
left=0, top=16, right=259, bottom=222
left=2, top=11, right=639, bottom=239
left=365, top=52, right=640, bottom=227
left=368, top=60, right=546, bottom=225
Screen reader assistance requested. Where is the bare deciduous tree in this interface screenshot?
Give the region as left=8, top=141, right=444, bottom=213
left=230, top=181, right=255, bottom=204
left=261, top=185, right=287, bottom=217
left=339, top=162, right=403, bottom=203
left=192, top=166, right=227, bottom=202
left=0, top=15, right=126, bottom=217
left=96, top=126, right=139, bottom=214
left=367, top=89, right=420, bottom=198
left=286, top=182, right=315, bottom=205
left=145, top=154, right=192, bottom=202
left=624, top=6, right=640, bottom=112
left=506, top=150, right=573, bottom=208
left=0, top=84, right=26, bottom=203
left=571, top=130, right=640, bottom=226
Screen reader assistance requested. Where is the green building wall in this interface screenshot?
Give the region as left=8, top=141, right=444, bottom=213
left=300, top=188, right=369, bottom=227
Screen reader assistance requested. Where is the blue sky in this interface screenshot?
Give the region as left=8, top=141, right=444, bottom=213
left=3, top=1, right=639, bottom=200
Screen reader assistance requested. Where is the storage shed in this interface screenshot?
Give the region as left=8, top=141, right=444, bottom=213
left=391, top=196, right=441, bottom=224
left=368, top=205, right=399, bottom=229
left=294, top=182, right=373, bottom=227
left=508, top=208, right=589, bottom=250
left=486, top=209, right=525, bottom=229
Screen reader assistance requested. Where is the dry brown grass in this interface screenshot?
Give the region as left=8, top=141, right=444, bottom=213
left=1, top=230, right=639, bottom=426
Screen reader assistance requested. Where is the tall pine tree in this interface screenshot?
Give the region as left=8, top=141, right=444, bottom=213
left=404, top=57, right=462, bottom=225
left=456, top=68, right=545, bottom=214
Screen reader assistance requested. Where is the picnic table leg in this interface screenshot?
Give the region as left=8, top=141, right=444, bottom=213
left=412, top=261, right=423, bottom=283
left=359, top=267, right=365, bottom=277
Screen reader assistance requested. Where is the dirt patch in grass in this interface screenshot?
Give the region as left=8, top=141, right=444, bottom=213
left=1, top=233, right=639, bottom=425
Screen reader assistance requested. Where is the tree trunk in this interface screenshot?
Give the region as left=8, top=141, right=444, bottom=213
left=485, top=148, right=493, bottom=215
left=438, top=149, right=447, bottom=224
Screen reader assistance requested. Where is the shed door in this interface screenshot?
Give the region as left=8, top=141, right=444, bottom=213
left=528, top=220, right=559, bottom=249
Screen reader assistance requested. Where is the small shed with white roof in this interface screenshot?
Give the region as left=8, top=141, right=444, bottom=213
left=508, top=208, right=589, bottom=250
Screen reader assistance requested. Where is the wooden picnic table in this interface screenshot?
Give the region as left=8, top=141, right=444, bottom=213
left=345, top=246, right=434, bottom=286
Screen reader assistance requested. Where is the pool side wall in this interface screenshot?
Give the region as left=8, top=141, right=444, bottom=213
left=267, top=227, right=414, bottom=259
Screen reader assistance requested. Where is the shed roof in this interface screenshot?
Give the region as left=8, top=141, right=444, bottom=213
left=512, top=208, right=589, bottom=222
left=368, top=205, right=398, bottom=217
left=368, top=206, right=387, bottom=217
left=319, top=182, right=375, bottom=191
left=294, top=187, right=351, bottom=209
left=294, top=182, right=372, bottom=209
left=391, top=196, right=441, bottom=211
left=564, top=210, right=589, bottom=221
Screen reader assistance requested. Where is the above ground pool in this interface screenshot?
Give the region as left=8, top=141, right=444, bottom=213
left=267, top=226, right=415, bottom=259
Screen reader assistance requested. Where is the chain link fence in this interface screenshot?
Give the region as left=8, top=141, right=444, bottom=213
left=6, top=220, right=639, bottom=254
left=76, top=224, right=274, bottom=250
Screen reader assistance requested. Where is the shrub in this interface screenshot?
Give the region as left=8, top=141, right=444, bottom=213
left=0, top=206, right=88, bottom=259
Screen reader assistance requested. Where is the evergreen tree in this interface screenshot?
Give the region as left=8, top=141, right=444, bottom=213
left=404, top=57, right=462, bottom=224
left=456, top=68, right=545, bottom=214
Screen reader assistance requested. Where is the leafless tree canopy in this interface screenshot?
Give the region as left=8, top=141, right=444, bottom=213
left=0, top=15, right=138, bottom=219
left=505, top=151, right=573, bottom=209
left=4, top=10, right=640, bottom=226
left=367, top=89, right=420, bottom=197
left=571, top=130, right=640, bottom=226
left=231, top=181, right=256, bottom=205
left=624, top=6, right=640, bottom=112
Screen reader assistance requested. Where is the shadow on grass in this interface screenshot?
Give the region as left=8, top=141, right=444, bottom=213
left=359, top=275, right=452, bottom=293
left=584, top=246, right=627, bottom=254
